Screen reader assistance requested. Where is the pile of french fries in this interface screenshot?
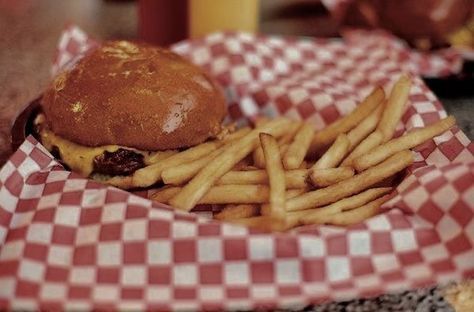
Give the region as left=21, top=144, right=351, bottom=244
left=150, top=75, right=456, bottom=231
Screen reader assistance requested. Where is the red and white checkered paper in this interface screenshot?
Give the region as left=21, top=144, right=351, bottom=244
left=1, top=26, right=473, bottom=311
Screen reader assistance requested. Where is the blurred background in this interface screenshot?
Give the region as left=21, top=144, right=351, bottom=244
left=0, top=0, right=473, bottom=164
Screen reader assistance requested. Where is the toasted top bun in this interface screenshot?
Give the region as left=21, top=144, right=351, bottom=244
left=41, top=41, right=227, bottom=150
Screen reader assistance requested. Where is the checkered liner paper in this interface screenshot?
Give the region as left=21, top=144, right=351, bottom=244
left=0, top=26, right=473, bottom=311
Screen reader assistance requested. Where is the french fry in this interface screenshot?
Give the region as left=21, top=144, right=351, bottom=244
left=283, top=123, right=314, bottom=169
left=234, top=164, right=259, bottom=171
left=278, top=121, right=303, bottom=145
left=341, top=76, right=411, bottom=168
left=216, top=169, right=308, bottom=189
left=254, top=116, right=270, bottom=127
left=131, top=141, right=221, bottom=188
left=279, top=143, right=290, bottom=156
left=162, top=149, right=222, bottom=185
left=311, top=133, right=350, bottom=170
left=150, top=186, right=181, bottom=203
left=199, top=185, right=270, bottom=204
left=286, top=150, right=413, bottom=211
left=377, top=75, right=412, bottom=141
left=253, top=143, right=290, bottom=169
left=103, top=175, right=133, bottom=189
left=252, top=147, right=266, bottom=169
left=260, top=133, right=286, bottom=220
left=353, top=116, right=456, bottom=172
left=153, top=185, right=309, bottom=206
left=145, top=150, right=179, bottom=165
left=302, top=195, right=390, bottom=226
left=341, top=130, right=384, bottom=167
left=347, top=102, right=385, bottom=152
left=221, top=127, right=253, bottom=142
left=252, top=122, right=299, bottom=168
left=309, top=167, right=354, bottom=188
left=168, top=118, right=292, bottom=211
left=228, top=216, right=292, bottom=232
left=299, top=160, right=309, bottom=169
left=294, top=187, right=392, bottom=224
left=286, top=188, right=309, bottom=198
left=214, top=204, right=260, bottom=221
left=161, top=128, right=252, bottom=185
left=308, top=86, right=385, bottom=155
left=260, top=188, right=307, bottom=216
left=132, top=128, right=252, bottom=188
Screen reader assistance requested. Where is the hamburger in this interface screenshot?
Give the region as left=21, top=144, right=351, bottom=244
left=344, top=0, right=473, bottom=50
left=35, top=40, right=227, bottom=188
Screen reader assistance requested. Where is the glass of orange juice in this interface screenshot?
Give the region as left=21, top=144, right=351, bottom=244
left=189, top=0, right=259, bottom=38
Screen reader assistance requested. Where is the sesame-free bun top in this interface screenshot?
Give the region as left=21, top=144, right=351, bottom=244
left=41, top=41, right=227, bottom=150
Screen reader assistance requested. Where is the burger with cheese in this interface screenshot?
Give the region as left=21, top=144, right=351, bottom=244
left=35, top=40, right=227, bottom=188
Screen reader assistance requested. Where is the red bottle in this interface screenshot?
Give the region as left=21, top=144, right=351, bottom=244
left=138, top=0, right=188, bottom=46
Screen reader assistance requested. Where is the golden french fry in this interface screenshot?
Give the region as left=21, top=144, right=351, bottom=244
left=377, top=75, right=412, bottom=141
left=254, top=143, right=290, bottom=169
left=252, top=122, right=299, bottom=168
left=278, top=121, right=303, bottom=145
left=341, top=130, right=384, bottom=167
left=153, top=185, right=270, bottom=204
left=252, top=147, right=266, bottom=169
left=144, top=150, right=179, bottom=165
left=162, top=149, right=221, bottom=185
left=309, top=167, right=354, bottom=188
left=303, top=195, right=390, bottom=226
left=260, top=188, right=307, bottom=216
left=254, top=116, right=270, bottom=127
left=132, top=141, right=221, bottom=188
left=216, top=169, right=308, bottom=188
left=168, top=118, right=292, bottom=211
left=161, top=127, right=252, bottom=185
left=308, top=86, right=385, bottom=155
left=279, top=143, right=290, bottom=155
left=214, top=204, right=260, bottom=221
left=221, top=127, right=253, bottom=142
left=234, top=164, right=259, bottom=171
left=353, top=116, right=456, bottom=172
left=260, top=133, right=286, bottom=220
left=286, top=150, right=413, bottom=211
left=149, top=186, right=181, bottom=203
left=228, top=216, right=293, bottom=232
left=232, top=158, right=256, bottom=171
left=102, top=175, right=133, bottom=189
left=294, top=187, right=392, bottom=224
left=200, top=185, right=270, bottom=204
left=311, top=133, right=350, bottom=170
left=299, top=160, right=309, bottom=169
left=286, top=188, right=309, bottom=198
left=347, top=102, right=385, bottom=152
left=283, top=123, right=314, bottom=169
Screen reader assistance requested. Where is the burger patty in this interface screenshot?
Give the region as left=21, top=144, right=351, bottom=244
left=93, top=148, right=145, bottom=176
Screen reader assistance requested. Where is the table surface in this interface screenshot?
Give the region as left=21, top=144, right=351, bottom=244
left=0, top=1, right=472, bottom=311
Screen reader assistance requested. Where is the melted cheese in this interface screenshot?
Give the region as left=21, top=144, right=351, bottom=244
left=40, top=129, right=121, bottom=177
left=40, top=129, right=177, bottom=177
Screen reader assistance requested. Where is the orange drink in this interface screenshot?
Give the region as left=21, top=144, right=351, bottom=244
left=189, top=0, right=259, bottom=38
